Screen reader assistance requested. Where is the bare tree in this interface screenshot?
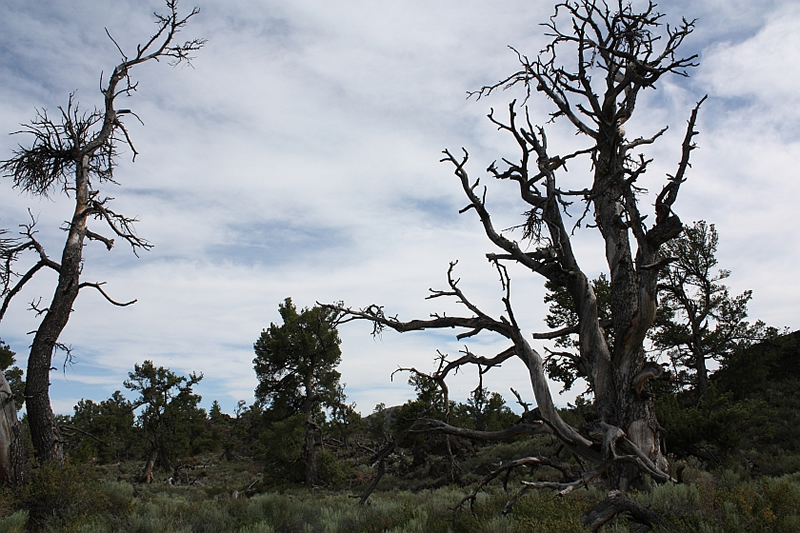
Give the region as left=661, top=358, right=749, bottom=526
left=0, top=0, right=204, bottom=464
left=327, top=0, right=705, bottom=494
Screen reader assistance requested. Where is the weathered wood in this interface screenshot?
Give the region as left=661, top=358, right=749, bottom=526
left=582, top=492, right=669, bottom=532
left=0, top=372, right=23, bottom=485
left=2, top=1, right=203, bottom=463
left=325, top=0, right=703, bottom=494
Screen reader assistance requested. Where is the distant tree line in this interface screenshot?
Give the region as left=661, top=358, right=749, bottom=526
left=0, top=218, right=791, bottom=533
left=0, top=219, right=788, bottom=494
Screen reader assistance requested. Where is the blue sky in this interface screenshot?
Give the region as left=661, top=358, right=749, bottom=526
left=1, top=0, right=798, bottom=416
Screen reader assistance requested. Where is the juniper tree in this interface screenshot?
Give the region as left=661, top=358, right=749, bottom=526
left=253, top=299, right=345, bottom=487
left=124, top=360, right=205, bottom=483
left=652, top=221, right=776, bottom=397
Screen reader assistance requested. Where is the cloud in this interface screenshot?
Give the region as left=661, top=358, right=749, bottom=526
left=1, top=0, right=797, bottom=416
left=699, top=2, right=800, bottom=137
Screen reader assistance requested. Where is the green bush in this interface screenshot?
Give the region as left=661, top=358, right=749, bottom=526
left=317, top=448, right=351, bottom=488
left=237, top=523, right=275, bottom=533
left=0, top=511, right=28, bottom=533
left=15, top=450, right=800, bottom=533
left=511, top=490, right=590, bottom=533
left=628, top=472, right=800, bottom=532
left=19, top=461, right=130, bottom=529
left=259, top=414, right=306, bottom=486
left=656, top=385, right=772, bottom=458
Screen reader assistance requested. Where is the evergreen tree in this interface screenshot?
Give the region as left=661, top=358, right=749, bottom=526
left=0, top=339, right=24, bottom=411
left=652, top=221, right=775, bottom=396
left=67, top=391, right=139, bottom=463
left=124, top=360, right=206, bottom=482
left=253, top=298, right=344, bottom=486
left=541, top=274, right=612, bottom=394
left=459, top=386, right=517, bottom=432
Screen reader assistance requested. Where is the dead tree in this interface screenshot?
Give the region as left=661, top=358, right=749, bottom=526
left=327, top=0, right=704, bottom=494
left=0, top=371, right=23, bottom=485
left=0, top=0, right=204, bottom=464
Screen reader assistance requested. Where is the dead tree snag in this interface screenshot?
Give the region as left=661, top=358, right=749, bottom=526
left=326, top=0, right=706, bottom=498
left=0, top=0, right=204, bottom=464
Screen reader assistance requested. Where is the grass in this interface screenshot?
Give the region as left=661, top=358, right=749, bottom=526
left=4, top=450, right=800, bottom=532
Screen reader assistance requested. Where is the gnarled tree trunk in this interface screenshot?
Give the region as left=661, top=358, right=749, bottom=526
left=0, top=371, right=23, bottom=485
left=25, top=160, right=89, bottom=464
left=328, top=0, right=704, bottom=493
left=302, top=391, right=319, bottom=487
left=0, top=1, right=204, bottom=463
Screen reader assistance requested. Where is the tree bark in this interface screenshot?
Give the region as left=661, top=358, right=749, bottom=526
left=140, top=449, right=158, bottom=483
left=303, top=414, right=318, bottom=486
left=0, top=371, right=23, bottom=485
left=25, top=159, right=90, bottom=464
left=303, top=377, right=318, bottom=487
left=582, top=492, right=668, bottom=531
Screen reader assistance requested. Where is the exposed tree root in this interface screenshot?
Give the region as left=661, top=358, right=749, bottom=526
left=581, top=491, right=669, bottom=532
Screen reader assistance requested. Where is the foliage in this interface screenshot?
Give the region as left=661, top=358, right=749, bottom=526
left=714, top=331, right=796, bottom=399
left=545, top=221, right=779, bottom=400
left=456, top=388, right=518, bottom=432
left=4, top=419, right=800, bottom=533
left=124, top=360, right=210, bottom=475
left=24, top=455, right=800, bottom=533
left=325, top=400, right=362, bottom=448
left=391, top=372, right=451, bottom=433
left=0, top=339, right=24, bottom=411
left=253, top=298, right=346, bottom=487
left=656, top=384, right=772, bottom=458
left=655, top=331, right=799, bottom=476
left=366, top=403, right=390, bottom=441
left=651, top=221, right=779, bottom=395
left=542, top=274, right=612, bottom=393
left=65, top=390, right=140, bottom=463
left=253, top=298, right=344, bottom=417
left=370, top=375, right=526, bottom=490
left=630, top=470, right=800, bottom=532
left=205, top=400, right=270, bottom=462
left=0, top=511, right=27, bottom=533
left=15, top=460, right=133, bottom=530
left=258, top=413, right=306, bottom=486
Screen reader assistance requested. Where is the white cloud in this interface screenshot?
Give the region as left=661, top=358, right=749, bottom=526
left=1, top=0, right=797, bottom=416
left=699, top=2, right=800, bottom=137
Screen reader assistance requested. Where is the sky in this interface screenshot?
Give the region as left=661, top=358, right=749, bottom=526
left=0, top=0, right=798, bottom=416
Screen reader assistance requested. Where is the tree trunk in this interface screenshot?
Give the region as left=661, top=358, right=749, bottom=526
left=304, top=419, right=318, bottom=487
left=26, top=321, right=68, bottom=465
left=303, top=396, right=318, bottom=487
left=613, top=380, right=665, bottom=490
left=693, top=336, right=709, bottom=398
left=0, top=372, right=23, bottom=485
left=593, top=137, right=667, bottom=488
left=140, top=449, right=158, bottom=483
left=158, top=444, right=175, bottom=477
left=25, top=159, right=89, bottom=464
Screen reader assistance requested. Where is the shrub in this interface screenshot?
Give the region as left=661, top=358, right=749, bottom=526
left=511, top=490, right=590, bottom=533
left=19, top=461, right=120, bottom=528
left=0, top=511, right=28, bottom=533
left=237, top=524, right=275, bottom=533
